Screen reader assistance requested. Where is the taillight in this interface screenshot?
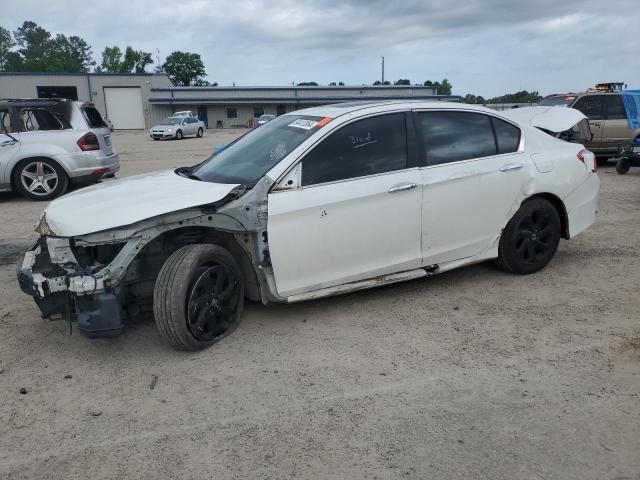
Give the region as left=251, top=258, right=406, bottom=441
left=578, top=149, right=597, bottom=173
left=77, top=132, right=100, bottom=151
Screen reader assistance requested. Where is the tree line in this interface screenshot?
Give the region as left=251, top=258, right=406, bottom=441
left=0, top=21, right=209, bottom=86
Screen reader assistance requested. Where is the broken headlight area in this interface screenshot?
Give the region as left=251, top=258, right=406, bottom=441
left=17, top=236, right=128, bottom=337
left=72, top=241, right=126, bottom=273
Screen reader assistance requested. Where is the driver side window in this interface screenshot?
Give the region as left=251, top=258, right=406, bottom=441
left=301, top=113, right=408, bottom=186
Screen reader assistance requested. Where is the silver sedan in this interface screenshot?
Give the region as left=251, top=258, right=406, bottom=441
left=150, top=116, right=205, bottom=140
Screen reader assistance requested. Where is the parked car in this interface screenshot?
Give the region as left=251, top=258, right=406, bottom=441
left=17, top=101, right=599, bottom=350
left=539, top=83, right=640, bottom=157
left=173, top=110, right=197, bottom=118
left=257, top=114, right=276, bottom=126
left=150, top=116, right=205, bottom=140
left=0, top=99, right=119, bottom=200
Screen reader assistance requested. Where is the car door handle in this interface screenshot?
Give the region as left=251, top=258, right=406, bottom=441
left=499, top=163, right=524, bottom=172
left=0, top=140, right=16, bottom=147
left=388, top=183, right=417, bottom=193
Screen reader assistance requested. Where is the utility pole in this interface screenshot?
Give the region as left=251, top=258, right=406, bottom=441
left=381, top=56, right=385, bottom=84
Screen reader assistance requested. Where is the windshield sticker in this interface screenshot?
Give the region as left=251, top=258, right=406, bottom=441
left=316, top=117, right=333, bottom=127
left=288, top=119, right=319, bottom=130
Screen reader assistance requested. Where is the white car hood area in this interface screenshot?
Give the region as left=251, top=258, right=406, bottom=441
left=502, top=106, right=587, bottom=132
left=41, top=170, right=240, bottom=237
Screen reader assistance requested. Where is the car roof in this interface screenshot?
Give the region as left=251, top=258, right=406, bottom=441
left=291, top=100, right=496, bottom=119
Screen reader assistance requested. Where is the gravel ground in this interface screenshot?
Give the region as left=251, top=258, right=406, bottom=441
left=0, top=130, right=639, bottom=480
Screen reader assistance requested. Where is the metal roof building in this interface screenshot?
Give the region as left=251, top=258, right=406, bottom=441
left=0, top=72, right=459, bottom=129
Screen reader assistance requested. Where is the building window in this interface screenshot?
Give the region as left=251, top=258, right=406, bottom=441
left=226, top=107, right=238, bottom=119
left=253, top=106, right=264, bottom=118
left=36, top=86, right=79, bottom=101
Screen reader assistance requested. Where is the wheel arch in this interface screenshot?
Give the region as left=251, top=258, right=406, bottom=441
left=10, top=155, right=70, bottom=189
left=135, top=225, right=262, bottom=302
left=522, top=192, right=569, bottom=239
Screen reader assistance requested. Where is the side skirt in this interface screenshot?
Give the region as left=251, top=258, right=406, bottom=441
left=284, top=268, right=435, bottom=303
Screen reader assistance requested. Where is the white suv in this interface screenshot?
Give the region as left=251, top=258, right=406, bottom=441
left=0, top=99, right=120, bottom=201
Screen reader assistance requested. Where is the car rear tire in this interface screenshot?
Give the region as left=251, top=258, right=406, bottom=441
left=175, top=130, right=183, bottom=140
left=13, top=158, right=69, bottom=201
left=197, top=127, right=204, bottom=138
left=496, top=198, right=561, bottom=274
left=616, top=158, right=630, bottom=175
left=153, top=244, right=244, bottom=351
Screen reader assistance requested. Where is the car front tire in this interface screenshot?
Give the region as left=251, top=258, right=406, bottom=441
left=175, top=130, right=183, bottom=140
left=197, top=127, right=204, bottom=138
left=497, top=198, right=561, bottom=274
left=153, top=244, right=245, bottom=351
left=13, top=158, right=69, bottom=201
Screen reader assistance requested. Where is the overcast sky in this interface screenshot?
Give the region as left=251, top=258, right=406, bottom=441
left=3, top=0, right=639, bottom=97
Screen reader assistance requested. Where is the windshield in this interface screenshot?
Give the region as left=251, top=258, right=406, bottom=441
left=538, top=95, right=576, bottom=107
left=160, top=117, right=182, bottom=125
left=191, top=115, right=329, bottom=185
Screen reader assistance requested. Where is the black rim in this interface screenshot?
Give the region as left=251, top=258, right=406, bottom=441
left=514, top=209, right=554, bottom=265
left=186, top=264, right=239, bottom=341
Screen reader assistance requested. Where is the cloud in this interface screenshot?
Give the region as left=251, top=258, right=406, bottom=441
left=1, top=0, right=638, bottom=97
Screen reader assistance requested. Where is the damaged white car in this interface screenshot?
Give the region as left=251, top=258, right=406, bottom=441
left=17, top=102, right=600, bottom=350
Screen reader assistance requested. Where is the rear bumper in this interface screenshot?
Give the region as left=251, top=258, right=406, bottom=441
left=566, top=173, right=599, bottom=238
left=54, top=152, right=120, bottom=179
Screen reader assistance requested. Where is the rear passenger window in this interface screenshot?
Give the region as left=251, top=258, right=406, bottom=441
left=573, top=96, right=604, bottom=120
left=492, top=117, right=521, bottom=154
left=416, top=111, right=496, bottom=165
left=19, top=108, right=65, bottom=131
left=302, top=113, right=408, bottom=186
left=605, top=95, right=626, bottom=120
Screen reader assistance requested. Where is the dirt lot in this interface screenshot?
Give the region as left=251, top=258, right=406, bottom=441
left=1, top=130, right=639, bottom=480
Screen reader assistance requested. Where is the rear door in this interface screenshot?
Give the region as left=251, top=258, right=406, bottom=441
left=602, top=94, right=632, bottom=149
left=267, top=112, right=422, bottom=297
left=572, top=95, right=605, bottom=150
left=415, top=110, right=532, bottom=265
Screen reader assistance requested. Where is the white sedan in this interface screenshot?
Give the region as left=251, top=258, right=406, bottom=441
left=149, top=115, right=205, bottom=140
left=18, top=101, right=599, bottom=350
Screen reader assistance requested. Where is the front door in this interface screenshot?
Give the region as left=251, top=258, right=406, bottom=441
left=197, top=106, right=208, bottom=127
left=414, top=110, right=532, bottom=265
left=267, top=113, right=422, bottom=297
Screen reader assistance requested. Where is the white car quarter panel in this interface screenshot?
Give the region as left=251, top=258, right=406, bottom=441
left=267, top=170, right=422, bottom=297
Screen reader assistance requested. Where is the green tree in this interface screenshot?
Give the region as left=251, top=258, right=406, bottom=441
left=394, top=79, right=411, bottom=85
left=96, top=46, right=123, bottom=72
left=487, top=90, right=541, bottom=104
left=437, top=78, right=452, bottom=95
left=12, top=20, right=51, bottom=71
left=193, top=78, right=217, bottom=86
left=423, top=80, right=433, bottom=87
left=0, top=26, right=15, bottom=70
left=7, top=21, right=94, bottom=72
left=48, top=34, right=94, bottom=72
left=96, top=46, right=152, bottom=73
left=462, top=94, right=486, bottom=104
left=297, top=81, right=318, bottom=86
left=162, top=51, right=206, bottom=86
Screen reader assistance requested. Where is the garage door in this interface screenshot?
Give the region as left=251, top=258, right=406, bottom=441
left=104, top=87, right=145, bottom=129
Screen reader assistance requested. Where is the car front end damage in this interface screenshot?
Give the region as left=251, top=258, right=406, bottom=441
left=16, top=179, right=282, bottom=338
